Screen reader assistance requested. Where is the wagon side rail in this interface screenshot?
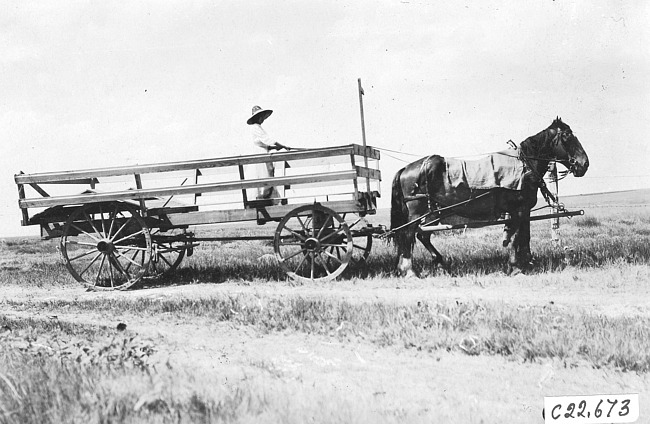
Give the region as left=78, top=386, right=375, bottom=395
left=15, top=144, right=381, bottom=230
left=15, top=144, right=379, bottom=184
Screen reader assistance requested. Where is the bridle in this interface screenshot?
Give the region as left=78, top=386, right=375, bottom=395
left=516, top=126, right=579, bottom=206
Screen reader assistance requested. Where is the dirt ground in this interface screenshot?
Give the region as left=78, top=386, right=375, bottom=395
left=3, top=265, right=650, bottom=423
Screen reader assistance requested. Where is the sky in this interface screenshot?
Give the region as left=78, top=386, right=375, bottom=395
left=2, top=0, right=649, bottom=236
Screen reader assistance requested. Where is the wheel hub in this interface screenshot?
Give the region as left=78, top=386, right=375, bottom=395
left=304, top=237, right=321, bottom=251
left=96, top=239, right=115, bottom=254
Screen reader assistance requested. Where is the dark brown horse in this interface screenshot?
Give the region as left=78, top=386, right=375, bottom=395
left=390, top=118, right=589, bottom=277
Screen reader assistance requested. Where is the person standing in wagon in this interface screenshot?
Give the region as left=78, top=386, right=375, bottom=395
left=247, top=105, right=290, bottom=201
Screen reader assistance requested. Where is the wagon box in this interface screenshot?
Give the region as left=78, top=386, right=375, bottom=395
left=15, top=144, right=382, bottom=289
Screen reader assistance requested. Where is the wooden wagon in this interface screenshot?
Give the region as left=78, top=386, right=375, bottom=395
left=15, top=144, right=382, bottom=290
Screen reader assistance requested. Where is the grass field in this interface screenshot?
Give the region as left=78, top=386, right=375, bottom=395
left=1, top=190, right=649, bottom=423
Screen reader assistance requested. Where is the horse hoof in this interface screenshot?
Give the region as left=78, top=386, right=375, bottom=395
left=508, top=267, right=523, bottom=276
left=398, top=270, right=417, bottom=279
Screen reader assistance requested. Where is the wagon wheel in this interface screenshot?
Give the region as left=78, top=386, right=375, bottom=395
left=59, top=203, right=152, bottom=291
left=274, top=204, right=352, bottom=283
left=150, top=228, right=189, bottom=277
left=341, top=213, right=373, bottom=263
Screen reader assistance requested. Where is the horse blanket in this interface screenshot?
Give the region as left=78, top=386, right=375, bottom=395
left=445, top=150, right=525, bottom=191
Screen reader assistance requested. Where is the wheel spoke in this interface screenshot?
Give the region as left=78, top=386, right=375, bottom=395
left=71, top=223, right=100, bottom=242
left=79, top=252, right=103, bottom=277
left=282, top=227, right=307, bottom=242
left=113, top=229, right=146, bottom=245
left=323, top=249, right=343, bottom=263
left=316, top=254, right=332, bottom=275
left=114, top=249, right=144, bottom=270
left=317, top=214, right=333, bottom=238
left=114, top=245, right=149, bottom=252
left=107, top=205, right=119, bottom=238
left=108, top=257, right=116, bottom=288
left=95, top=255, right=106, bottom=286
left=111, top=216, right=134, bottom=242
left=310, top=251, right=315, bottom=280
left=278, top=241, right=304, bottom=247
left=99, top=204, right=107, bottom=237
left=83, top=210, right=103, bottom=240
left=279, top=247, right=308, bottom=262
left=296, top=215, right=310, bottom=237
left=65, top=240, right=98, bottom=247
left=321, top=243, right=348, bottom=248
left=124, top=249, right=140, bottom=273
left=111, top=252, right=132, bottom=280
left=293, top=252, right=309, bottom=274
left=67, top=247, right=99, bottom=262
left=320, top=226, right=346, bottom=243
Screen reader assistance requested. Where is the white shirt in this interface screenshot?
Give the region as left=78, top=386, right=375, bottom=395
left=251, top=123, right=278, bottom=152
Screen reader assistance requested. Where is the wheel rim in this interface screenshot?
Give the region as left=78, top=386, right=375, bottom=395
left=274, top=204, right=352, bottom=283
left=60, top=203, right=152, bottom=291
left=150, top=228, right=188, bottom=277
left=342, top=214, right=373, bottom=263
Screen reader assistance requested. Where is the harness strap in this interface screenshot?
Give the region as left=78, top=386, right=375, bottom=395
left=517, top=132, right=560, bottom=207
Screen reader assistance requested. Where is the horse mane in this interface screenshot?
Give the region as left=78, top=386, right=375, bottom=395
left=519, top=117, right=572, bottom=154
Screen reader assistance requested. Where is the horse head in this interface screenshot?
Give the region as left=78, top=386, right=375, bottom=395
left=547, top=117, right=589, bottom=177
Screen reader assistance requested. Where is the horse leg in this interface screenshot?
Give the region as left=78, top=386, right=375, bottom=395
left=396, top=225, right=417, bottom=278
left=506, top=213, right=522, bottom=275
left=416, top=231, right=449, bottom=273
left=517, top=209, right=533, bottom=269
left=502, top=214, right=516, bottom=247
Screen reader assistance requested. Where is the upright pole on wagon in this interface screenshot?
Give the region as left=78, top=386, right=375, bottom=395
left=357, top=78, right=371, bottom=196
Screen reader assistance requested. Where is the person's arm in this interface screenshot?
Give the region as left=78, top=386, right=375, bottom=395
left=253, top=126, right=290, bottom=151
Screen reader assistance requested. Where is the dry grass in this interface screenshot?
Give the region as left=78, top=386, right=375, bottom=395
left=0, top=202, right=648, bottom=423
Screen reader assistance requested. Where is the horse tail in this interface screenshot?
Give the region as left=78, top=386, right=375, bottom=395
left=390, top=167, right=408, bottom=242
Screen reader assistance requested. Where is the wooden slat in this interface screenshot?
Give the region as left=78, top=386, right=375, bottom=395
left=352, top=144, right=380, bottom=160
left=162, top=200, right=365, bottom=227
left=17, top=182, right=29, bottom=226
left=32, top=178, right=99, bottom=185
left=19, top=170, right=358, bottom=209
left=28, top=183, right=50, bottom=198
left=15, top=144, right=377, bottom=184
left=134, top=174, right=147, bottom=213
left=355, top=166, right=381, bottom=181
left=237, top=165, right=247, bottom=207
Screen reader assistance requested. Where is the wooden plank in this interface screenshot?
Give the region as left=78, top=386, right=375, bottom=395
left=15, top=145, right=372, bottom=184
left=237, top=164, right=248, bottom=207
left=19, top=170, right=358, bottom=209
left=30, top=178, right=99, bottom=185
left=194, top=169, right=202, bottom=204
left=355, top=166, right=381, bottom=181
left=28, top=183, right=50, bottom=198
left=161, top=200, right=365, bottom=227
left=17, top=182, right=29, bottom=226
left=134, top=174, right=147, bottom=214
left=352, top=144, right=380, bottom=160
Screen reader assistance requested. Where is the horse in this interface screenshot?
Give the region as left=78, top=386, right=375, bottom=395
left=389, top=117, right=589, bottom=277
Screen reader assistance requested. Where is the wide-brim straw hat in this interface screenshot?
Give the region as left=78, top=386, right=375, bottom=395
left=247, top=105, right=273, bottom=125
